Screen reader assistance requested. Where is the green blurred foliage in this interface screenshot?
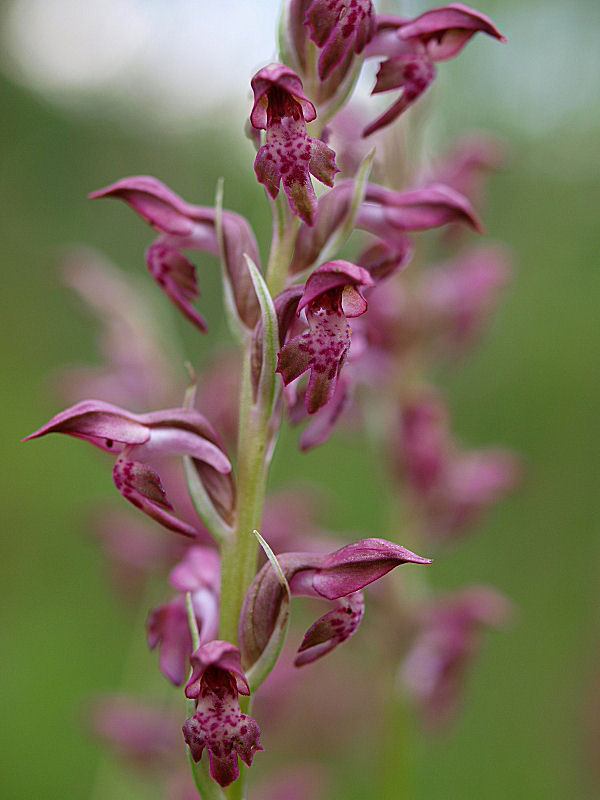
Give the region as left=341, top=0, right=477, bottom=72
left=2, top=5, right=599, bottom=796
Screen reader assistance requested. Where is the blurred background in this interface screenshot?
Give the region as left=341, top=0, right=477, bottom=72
left=2, top=0, right=599, bottom=798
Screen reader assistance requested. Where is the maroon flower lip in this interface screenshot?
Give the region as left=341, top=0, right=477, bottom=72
left=276, top=260, right=373, bottom=414
left=183, top=641, right=262, bottom=788
left=251, top=63, right=339, bottom=226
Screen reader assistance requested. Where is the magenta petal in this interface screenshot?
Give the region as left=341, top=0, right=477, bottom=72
left=365, top=182, right=483, bottom=232
left=299, top=372, right=351, bottom=451
left=185, top=641, right=250, bottom=699
left=207, top=749, right=241, bottom=788
left=251, top=63, right=316, bottom=129
left=146, top=241, right=207, bottom=332
left=399, top=3, right=506, bottom=61
left=147, top=596, right=193, bottom=686
left=169, top=546, right=221, bottom=594
left=312, top=538, right=432, bottom=599
left=294, top=591, right=365, bottom=666
left=113, top=457, right=198, bottom=538
left=23, top=400, right=151, bottom=451
left=89, top=175, right=215, bottom=236
left=363, top=52, right=436, bottom=136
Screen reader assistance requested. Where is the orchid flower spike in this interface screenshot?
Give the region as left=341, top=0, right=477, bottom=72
left=24, top=401, right=234, bottom=536
left=240, top=537, right=431, bottom=669
left=182, top=640, right=262, bottom=787
left=90, top=176, right=261, bottom=329
left=251, top=63, right=338, bottom=225
left=277, top=260, right=374, bottom=414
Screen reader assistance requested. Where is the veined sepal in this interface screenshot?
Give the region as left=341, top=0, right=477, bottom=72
left=243, top=530, right=290, bottom=693
left=245, top=254, right=279, bottom=423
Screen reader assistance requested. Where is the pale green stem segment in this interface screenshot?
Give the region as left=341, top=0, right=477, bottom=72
left=218, top=350, right=269, bottom=646
left=215, top=165, right=295, bottom=800
left=266, top=193, right=299, bottom=297
left=184, top=593, right=227, bottom=800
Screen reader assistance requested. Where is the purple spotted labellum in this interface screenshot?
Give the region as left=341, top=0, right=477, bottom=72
left=182, top=641, right=262, bottom=788
left=304, top=0, right=376, bottom=80
left=276, top=260, right=373, bottom=414
left=400, top=586, right=510, bottom=727
left=363, top=5, right=505, bottom=136
left=24, top=401, right=234, bottom=536
left=89, top=176, right=261, bottom=329
left=240, top=537, right=431, bottom=669
left=251, top=63, right=338, bottom=225
left=148, top=546, right=220, bottom=686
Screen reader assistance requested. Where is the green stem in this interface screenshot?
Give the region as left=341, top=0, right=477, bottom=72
left=219, top=349, right=269, bottom=645
left=265, top=194, right=299, bottom=297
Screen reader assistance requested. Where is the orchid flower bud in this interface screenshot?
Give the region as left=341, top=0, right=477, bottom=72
left=304, top=0, right=376, bottom=81
left=280, top=0, right=374, bottom=106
